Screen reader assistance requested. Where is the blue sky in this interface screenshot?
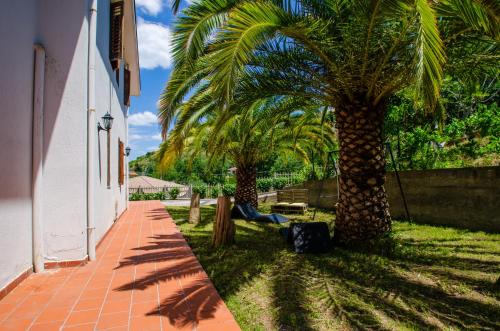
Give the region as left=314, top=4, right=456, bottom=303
left=128, top=0, right=190, bottom=160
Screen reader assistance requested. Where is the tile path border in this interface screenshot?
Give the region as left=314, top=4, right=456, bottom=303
left=0, top=201, right=240, bottom=331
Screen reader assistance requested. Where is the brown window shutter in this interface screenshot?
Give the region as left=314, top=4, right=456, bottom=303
left=110, top=1, right=124, bottom=71
left=124, top=68, right=130, bottom=106
left=118, top=139, right=124, bottom=186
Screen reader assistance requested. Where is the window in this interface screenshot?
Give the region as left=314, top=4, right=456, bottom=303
left=109, top=0, right=124, bottom=72
left=124, top=68, right=130, bottom=106
left=118, top=139, right=124, bottom=186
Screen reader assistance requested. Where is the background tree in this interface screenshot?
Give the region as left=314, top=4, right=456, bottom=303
left=385, top=84, right=499, bottom=170
left=159, top=0, right=498, bottom=244
left=159, top=96, right=336, bottom=207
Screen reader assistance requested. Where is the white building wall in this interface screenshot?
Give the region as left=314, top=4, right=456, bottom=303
left=93, top=0, right=128, bottom=242
left=0, top=0, right=131, bottom=289
left=38, top=0, right=129, bottom=261
left=0, top=1, right=38, bottom=289
left=38, top=0, right=89, bottom=262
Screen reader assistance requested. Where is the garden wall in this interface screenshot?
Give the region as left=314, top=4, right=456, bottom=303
left=288, top=166, right=500, bottom=232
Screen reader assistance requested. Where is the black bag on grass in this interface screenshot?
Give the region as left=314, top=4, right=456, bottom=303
left=287, top=222, right=331, bottom=253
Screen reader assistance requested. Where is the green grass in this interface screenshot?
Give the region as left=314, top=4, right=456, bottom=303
left=167, top=203, right=500, bottom=331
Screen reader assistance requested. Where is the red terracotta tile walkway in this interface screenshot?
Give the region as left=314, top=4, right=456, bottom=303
left=0, top=201, right=240, bottom=331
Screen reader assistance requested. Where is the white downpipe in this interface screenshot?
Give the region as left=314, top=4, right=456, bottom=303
left=32, top=44, right=45, bottom=273
left=125, top=112, right=129, bottom=209
left=87, top=0, right=98, bottom=261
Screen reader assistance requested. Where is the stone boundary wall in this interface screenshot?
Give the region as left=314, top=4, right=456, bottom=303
left=288, top=166, right=500, bottom=232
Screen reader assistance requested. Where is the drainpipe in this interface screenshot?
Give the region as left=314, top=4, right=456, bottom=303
left=87, top=0, right=98, bottom=261
left=125, top=112, right=129, bottom=209
left=32, top=44, right=45, bottom=273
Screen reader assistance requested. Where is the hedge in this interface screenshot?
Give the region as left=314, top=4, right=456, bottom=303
left=129, top=191, right=167, bottom=201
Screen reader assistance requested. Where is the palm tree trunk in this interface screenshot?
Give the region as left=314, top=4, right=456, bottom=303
left=234, top=164, right=258, bottom=207
left=334, top=99, right=391, bottom=244
left=212, top=196, right=235, bottom=247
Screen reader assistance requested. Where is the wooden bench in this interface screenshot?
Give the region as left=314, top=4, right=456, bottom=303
left=271, top=189, right=309, bottom=214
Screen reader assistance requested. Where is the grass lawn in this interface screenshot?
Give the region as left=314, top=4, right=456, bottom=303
left=166, top=203, right=500, bottom=331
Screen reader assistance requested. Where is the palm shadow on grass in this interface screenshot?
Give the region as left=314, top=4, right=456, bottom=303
left=167, top=204, right=217, bottom=228
left=305, top=247, right=499, bottom=330
left=181, top=206, right=499, bottom=330
left=173, top=204, right=314, bottom=329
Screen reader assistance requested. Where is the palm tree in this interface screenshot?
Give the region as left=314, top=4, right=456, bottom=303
left=159, top=96, right=336, bottom=207
left=160, top=0, right=498, bottom=243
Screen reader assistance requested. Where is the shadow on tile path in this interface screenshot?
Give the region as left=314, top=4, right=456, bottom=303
left=114, top=207, right=239, bottom=330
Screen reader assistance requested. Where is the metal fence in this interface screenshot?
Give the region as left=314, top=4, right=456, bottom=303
left=129, top=185, right=191, bottom=199
left=128, top=173, right=303, bottom=200
left=257, top=172, right=298, bottom=186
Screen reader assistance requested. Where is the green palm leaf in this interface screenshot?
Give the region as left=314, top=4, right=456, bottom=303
left=415, top=0, right=446, bottom=109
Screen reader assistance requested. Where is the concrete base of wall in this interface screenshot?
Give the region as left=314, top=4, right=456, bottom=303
left=44, top=258, right=88, bottom=269
left=0, top=267, right=33, bottom=301
left=289, top=166, right=500, bottom=233
left=95, top=208, right=127, bottom=250
left=0, top=208, right=128, bottom=299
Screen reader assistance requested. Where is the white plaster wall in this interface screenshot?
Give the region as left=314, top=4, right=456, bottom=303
left=38, top=0, right=129, bottom=260
left=93, top=0, right=128, bottom=243
left=38, top=0, right=89, bottom=261
left=0, top=1, right=130, bottom=289
left=0, top=0, right=37, bottom=289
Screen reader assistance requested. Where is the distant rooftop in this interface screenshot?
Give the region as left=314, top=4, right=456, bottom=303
left=128, top=175, right=186, bottom=189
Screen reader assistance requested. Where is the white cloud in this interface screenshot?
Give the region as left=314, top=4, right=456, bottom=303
left=128, top=132, right=162, bottom=142
left=128, top=111, right=158, bottom=126
left=136, top=0, right=164, bottom=16
left=137, top=17, right=172, bottom=69
left=151, top=133, right=162, bottom=141
left=129, top=134, right=145, bottom=141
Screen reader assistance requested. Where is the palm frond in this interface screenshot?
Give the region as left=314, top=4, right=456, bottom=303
left=415, top=0, right=446, bottom=109
left=173, top=0, right=240, bottom=66
left=209, top=1, right=289, bottom=100
left=438, top=0, right=500, bottom=38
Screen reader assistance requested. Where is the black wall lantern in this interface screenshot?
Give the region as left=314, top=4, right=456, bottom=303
left=97, top=112, right=114, bottom=132
left=125, top=146, right=131, bottom=157
left=97, top=112, right=114, bottom=188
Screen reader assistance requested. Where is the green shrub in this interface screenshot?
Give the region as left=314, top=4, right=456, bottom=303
left=143, top=193, right=155, bottom=200
left=272, top=177, right=289, bottom=190
left=222, top=183, right=236, bottom=197
left=192, top=185, right=207, bottom=198
left=291, top=174, right=305, bottom=185
left=129, top=192, right=142, bottom=201
left=256, top=178, right=273, bottom=192
left=256, top=177, right=290, bottom=192
left=209, top=186, right=221, bottom=198
left=169, top=187, right=180, bottom=200
left=129, top=191, right=168, bottom=201
left=480, top=136, right=500, bottom=154
left=155, top=191, right=167, bottom=200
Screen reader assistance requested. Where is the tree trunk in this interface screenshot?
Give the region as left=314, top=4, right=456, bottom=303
left=212, top=196, right=235, bottom=247
left=334, top=98, right=391, bottom=244
left=234, top=164, right=258, bottom=207
left=189, top=192, right=200, bottom=224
